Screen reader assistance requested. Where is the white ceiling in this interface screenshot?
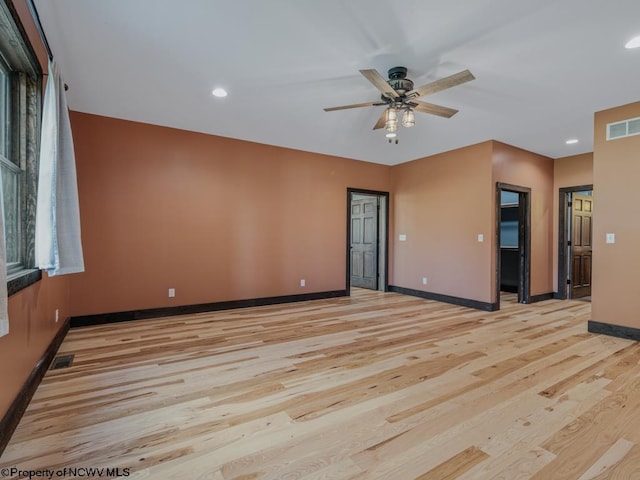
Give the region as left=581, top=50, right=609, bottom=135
left=34, top=0, right=640, bottom=166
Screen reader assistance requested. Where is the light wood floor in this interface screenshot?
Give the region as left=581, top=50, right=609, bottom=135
left=2, top=289, right=640, bottom=479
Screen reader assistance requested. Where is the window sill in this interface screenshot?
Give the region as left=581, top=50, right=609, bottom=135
left=7, top=269, right=42, bottom=297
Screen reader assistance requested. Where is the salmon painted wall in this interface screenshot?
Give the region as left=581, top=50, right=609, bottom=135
left=592, top=101, right=640, bottom=329
left=492, top=141, right=554, bottom=298
left=0, top=1, right=71, bottom=424
left=390, top=141, right=494, bottom=303
left=552, top=153, right=594, bottom=291
left=68, top=112, right=391, bottom=316
left=0, top=277, right=71, bottom=422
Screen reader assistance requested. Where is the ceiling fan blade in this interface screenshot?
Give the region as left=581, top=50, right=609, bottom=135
left=360, top=69, right=399, bottom=99
left=324, top=101, right=385, bottom=112
left=373, top=110, right=387, bottom=130
left=406, top=69, right=475, bottom=100
left=412, top=101, right=459, bottom=118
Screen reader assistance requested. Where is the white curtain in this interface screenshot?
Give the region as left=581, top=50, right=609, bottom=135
left=35, top=60, right=84, bottom=276
left=0, top=177, right=8, bottom=337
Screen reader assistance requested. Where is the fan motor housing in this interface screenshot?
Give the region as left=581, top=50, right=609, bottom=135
left=386, top=66, right=413, bottom=94
left=387, top=78, right=414, bottom=93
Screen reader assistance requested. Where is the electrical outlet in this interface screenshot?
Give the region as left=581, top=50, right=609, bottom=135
left=55, top=309, right=59, bottom=322
left=300, top=279, right=306, bottom=287
left=422, top=277, right=428, bottom=285
left=168, top=288, right=175, bottom=297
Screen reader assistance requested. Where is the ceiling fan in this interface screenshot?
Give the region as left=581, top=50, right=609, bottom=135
left=324, top=66, right=475, bottom=141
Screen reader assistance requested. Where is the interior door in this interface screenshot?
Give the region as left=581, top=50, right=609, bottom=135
left=350, top=197, right=378, bottom=289
left=571, top=193, right=593, bottom=298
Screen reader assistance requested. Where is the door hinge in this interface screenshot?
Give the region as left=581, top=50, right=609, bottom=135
left=567, top=240, right=572, bottom=246
left=567, top=279, right=571, bottom=285
left=568, top=201, right=572, bottom=207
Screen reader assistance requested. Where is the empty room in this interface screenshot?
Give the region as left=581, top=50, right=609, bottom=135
left=2, top=0, right=640, bottom=478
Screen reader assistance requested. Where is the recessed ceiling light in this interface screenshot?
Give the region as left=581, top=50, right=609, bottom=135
left=212, top=87, right=227, bottom=98
left=566, top=139, right=579, bottom=145
left=625, top=35, right=640, bottom=49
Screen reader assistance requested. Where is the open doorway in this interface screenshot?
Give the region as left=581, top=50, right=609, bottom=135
left=557, top=185, right=593, bottom=300
left=346, top=188, right=389, bottom=294
left=496, top=183, right=531, bottom=307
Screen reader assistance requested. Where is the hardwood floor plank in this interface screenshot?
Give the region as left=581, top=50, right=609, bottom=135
left=1, top=289, right=639, bottom=479
left=532, top=376, right=640, bottom=479
left=538, top=343, right=640, bottom=399
left=577, top=438, right=635, bottom=480
left=456, top=446, right=556, bottom=480
left=591, top=444, right=640, bottom=479
left=415, top=446, right=489, bottom=479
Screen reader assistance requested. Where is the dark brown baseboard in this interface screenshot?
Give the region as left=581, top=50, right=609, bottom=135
left=71, top=290, right=348, bottom=328
left=0, top=317, right=70, bottom=457
left=588, top=320, right=640, bottom=342
left=389, top=285, right=498, bottom=312
left=529, top=292, right=555, bottom=303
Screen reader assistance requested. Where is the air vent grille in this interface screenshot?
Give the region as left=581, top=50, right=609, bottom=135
left=51, top=354, right=74, bottom=370
left=607, top=117, right=640, bottom=140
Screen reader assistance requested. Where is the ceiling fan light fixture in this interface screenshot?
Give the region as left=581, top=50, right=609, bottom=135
left=385, top=107, right=398, bottom=122
left=323, top=65, right=474, bottom=139
left=402, top=108, right=415, bottom=128
left=385, top=120, right=398, bottom=133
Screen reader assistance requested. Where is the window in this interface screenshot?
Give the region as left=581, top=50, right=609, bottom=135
left=1, top=58, right=21, bottom=273
left=0, top=60, right=7, bottom=156
left=607, top=117, right=640, bottom=140
left=0, top=0, right=43, bottom=293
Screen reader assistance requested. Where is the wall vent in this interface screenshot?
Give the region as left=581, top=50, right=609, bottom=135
left=607, top=117, right=640, bottom=140
left=50, top=354, right=74, bottom=370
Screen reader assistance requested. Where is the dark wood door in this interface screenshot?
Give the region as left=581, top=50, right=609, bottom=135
left=571, top=193, right=593, bottom=298
left=350, top=197, right=378, bottom=289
